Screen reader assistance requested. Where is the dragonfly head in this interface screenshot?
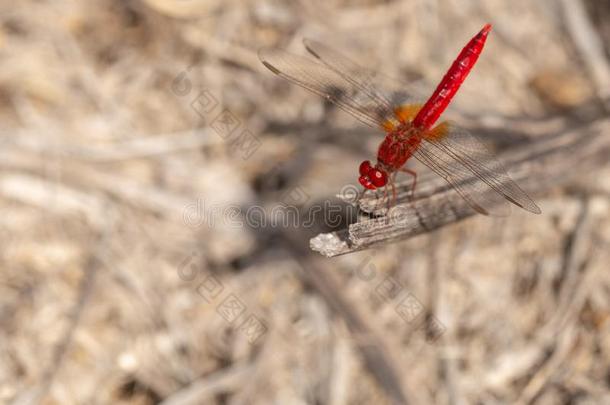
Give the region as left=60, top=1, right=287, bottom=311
left=358, top=160, right=388, bottom=190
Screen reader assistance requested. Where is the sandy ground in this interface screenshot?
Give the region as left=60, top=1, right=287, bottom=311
left=1, top=0, right=609, bottom=404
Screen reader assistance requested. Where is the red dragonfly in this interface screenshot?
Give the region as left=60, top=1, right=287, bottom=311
left=259, top=24, right=541, bottom=215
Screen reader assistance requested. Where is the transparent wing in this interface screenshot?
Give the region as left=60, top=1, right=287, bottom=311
left=259, top=38, right=426, bottom=131
left=259, top=47, right=393, bottom=129
left=303, top=39, right=425, bottom=118
left=414, top=124, right=541, bottom=215
left=303, top=39, right=396, bottom=115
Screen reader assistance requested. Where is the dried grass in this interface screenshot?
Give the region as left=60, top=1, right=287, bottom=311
left=1, top=0, right=609, bottom=404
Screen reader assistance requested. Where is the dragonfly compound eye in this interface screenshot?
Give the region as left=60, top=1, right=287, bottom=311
left=370, top=168, right=388, bottom=187
left=359, top=160, right=373, bottom=176
left=359, top=175, right=376, bottom=190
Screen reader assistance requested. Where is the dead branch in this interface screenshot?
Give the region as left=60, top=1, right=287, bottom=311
left=310, top=117, right=610, bottom=257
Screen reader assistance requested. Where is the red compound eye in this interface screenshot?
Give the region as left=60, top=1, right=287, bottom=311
left=359, top=160, right=373, bottom=176
left=359, top=175, right=376, bottom=190
left=370, top=168, right=388, bottom=187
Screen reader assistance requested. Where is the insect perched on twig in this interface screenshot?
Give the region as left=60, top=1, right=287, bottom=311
left=259, top=24, right=541, bottom=216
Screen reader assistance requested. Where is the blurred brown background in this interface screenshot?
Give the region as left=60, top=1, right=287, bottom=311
left=1, top=0, right=609, bottom=404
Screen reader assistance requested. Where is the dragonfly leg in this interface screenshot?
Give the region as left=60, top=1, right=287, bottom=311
left=370, top=184, right=390, bottom=214
left=382, top=184, right=390, bottom=212
left=355, top=187, right=367, bottom=205
left=370, top=186, right=382, bottom=212
left=399, top=168, right=418, bottom=200
left=390, top=172, right=397, bottom=206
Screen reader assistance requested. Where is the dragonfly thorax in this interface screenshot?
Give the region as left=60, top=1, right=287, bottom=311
left=377, top=127, right=421, bottom=171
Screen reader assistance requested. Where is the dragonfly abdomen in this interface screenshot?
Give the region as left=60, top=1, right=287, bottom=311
left=412, top=24, right=492, bottom=130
